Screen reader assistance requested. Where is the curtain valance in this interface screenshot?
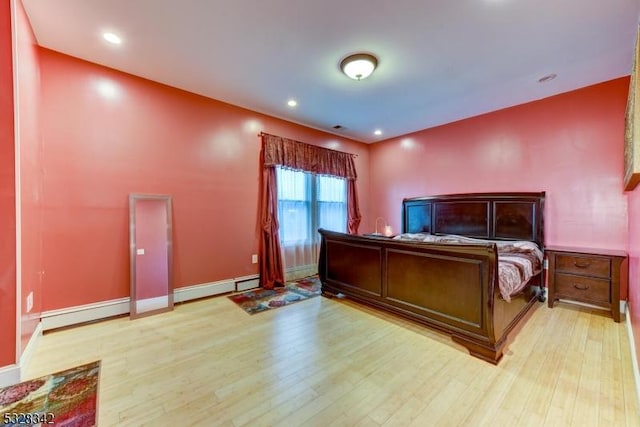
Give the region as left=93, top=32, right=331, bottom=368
left=261, top=133, right=357, bottom=180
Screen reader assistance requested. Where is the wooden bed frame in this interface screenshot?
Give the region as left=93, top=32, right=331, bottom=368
left=318, top=192, right=545, bottom=364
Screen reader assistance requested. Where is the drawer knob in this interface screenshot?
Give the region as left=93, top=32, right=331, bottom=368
left=573, top=284, right=589, bottom=291
left=573, top=261, right=591, bottom=268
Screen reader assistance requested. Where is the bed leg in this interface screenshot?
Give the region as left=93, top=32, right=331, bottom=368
left=452, top=336, right=503, bottom=365
left=321, top=289, right=336, bottom=298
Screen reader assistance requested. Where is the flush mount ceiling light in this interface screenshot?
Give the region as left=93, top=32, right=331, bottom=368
left=340, top=53, right=378, bottom=80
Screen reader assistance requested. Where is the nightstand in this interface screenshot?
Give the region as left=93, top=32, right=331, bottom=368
left=546, top=246, right=627, bottom=322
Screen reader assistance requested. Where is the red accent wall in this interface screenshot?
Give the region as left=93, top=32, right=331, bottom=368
left=15, top=0, right=43, bottom=357
left=0, top=0, right=17, bottom=367
left=38, top=48, right=370, bottom=311
left=370, top=78, right=630, bottom=296
left=628, top=181, right=640, bottom=373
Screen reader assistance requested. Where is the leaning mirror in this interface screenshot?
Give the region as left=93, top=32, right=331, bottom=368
left=129, top=194, right=173, bottom=319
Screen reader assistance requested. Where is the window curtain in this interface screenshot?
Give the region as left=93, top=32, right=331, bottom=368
left=277, top=168, right=347, bottom=281
left=258, top=133, right=361, bottom=289
left=258, top=162, right=284, bottom=290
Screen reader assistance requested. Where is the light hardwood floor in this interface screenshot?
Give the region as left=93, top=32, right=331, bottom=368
left=26, top=294, right=640, bottom=426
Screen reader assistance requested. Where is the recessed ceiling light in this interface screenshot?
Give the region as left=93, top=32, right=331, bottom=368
left=374, top=129, right=383, bottom=136
left=103, top=32, right=122, bottom=45
left=537, top=73, right=557, bottom=83
left=287, top=99, right=297, bottom=107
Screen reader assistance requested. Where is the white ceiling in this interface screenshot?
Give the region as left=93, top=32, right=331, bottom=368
left=22, top=0, right=640, bottom=143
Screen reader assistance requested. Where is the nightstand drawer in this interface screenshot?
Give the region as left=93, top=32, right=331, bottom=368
left=555, top=254, right=610, bottom=278
left=547, top=247, right=626, bottom=322
left=554, top=273, right=610, bottom=304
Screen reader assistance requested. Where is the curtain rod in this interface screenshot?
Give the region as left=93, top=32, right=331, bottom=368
left=257, top=131, right=358, bottom=158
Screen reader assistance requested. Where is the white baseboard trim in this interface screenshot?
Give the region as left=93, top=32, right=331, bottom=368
left=0, top=364, right=20, bottom=388
left=0, top=322, right=43, bottom=387
left=626, top=307, right=640, bottom=410
left=41, top=277, right=244, bottom=331
left=233, top=274, right=259, bottom=283
left=41, top=298, right=130, bottom=331
left=173, top=279, right=235, bottom=303
left=19, top=321, right=42, bottom=375
left=235, top=274, right=260, bottom=291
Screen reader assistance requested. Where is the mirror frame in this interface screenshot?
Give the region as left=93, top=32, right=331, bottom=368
left=129, top=193, right=174, bottom=319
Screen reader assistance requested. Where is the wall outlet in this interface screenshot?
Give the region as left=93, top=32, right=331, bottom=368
left=251, top=254, right=258, bottom=264
left=26, top=292, right=33, bottom=313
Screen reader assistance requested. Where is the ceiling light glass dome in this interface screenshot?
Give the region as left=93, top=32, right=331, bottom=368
left=340, top=53, right=378, bottom=80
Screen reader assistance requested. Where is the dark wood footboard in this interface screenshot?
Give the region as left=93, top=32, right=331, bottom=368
left=318, top=229, right=540, bottom=364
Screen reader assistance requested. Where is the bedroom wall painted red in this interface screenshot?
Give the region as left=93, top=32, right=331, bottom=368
left=369, top=78, right=630, bottom=299
left=0, top=0, right=17, bottom=367
left=15, top=0, right=43, bottom=358
left=627, top=185, right=640, bottom=373
left=38, top=48, right=369, bottom=311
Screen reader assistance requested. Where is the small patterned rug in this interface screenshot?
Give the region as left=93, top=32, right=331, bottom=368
left=228, top=275, right=321, bottom=314
left=0, top=360, right=100, bottom=427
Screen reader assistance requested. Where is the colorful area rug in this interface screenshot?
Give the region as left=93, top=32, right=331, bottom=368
left=228, top=275, right=321, bottom=314
left=0, top=360, right=100, bottom=427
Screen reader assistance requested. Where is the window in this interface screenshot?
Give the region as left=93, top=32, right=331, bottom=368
left=276, top=167, right=346, bottom=246
left=317, top=174, right=347, bottom=234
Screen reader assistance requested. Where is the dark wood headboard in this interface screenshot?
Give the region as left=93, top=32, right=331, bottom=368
left=402, top=192, right=545, bottom=248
